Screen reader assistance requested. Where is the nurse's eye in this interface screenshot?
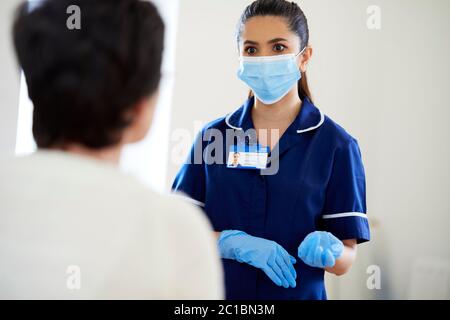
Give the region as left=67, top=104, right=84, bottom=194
left=273, top=44, right=286, bottom=53
left=245, top=47, right=257, bottom=55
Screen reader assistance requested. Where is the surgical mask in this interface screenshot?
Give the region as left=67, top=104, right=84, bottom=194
left=237, top=48, right=305, bottom=105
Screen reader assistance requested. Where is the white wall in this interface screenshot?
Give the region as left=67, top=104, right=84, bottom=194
left=120, top=0, right=180, bottom=192
left=169, top=0, right=450, bottom=299
left=168, top=0, right=248, bottom=182
left=0, top=0, right=21, bottom=156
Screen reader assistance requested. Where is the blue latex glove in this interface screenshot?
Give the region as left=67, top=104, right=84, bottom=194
left=218, top=230, right=297, bottom=288
left=298, top=231, right=344, bottom=268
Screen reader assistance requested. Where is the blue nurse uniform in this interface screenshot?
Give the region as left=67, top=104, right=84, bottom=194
left=172, top=96, right=370, bottom=300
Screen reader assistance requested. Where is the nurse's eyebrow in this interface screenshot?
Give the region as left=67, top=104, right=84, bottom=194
left=268, top=38, right=289, bottom=44
left=243, top=40, right=259, bottom=45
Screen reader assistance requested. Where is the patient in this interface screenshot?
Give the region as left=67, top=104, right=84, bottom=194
left=0, top=0, right=223, bottom=299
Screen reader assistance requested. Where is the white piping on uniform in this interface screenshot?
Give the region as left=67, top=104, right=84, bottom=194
left=297, top=109, right=325, bottom=134
left=182, top=196, right=205, bottom=207
left=225, top=102, right=325, bottom=133
left=171, top=192, right=205, bottom=207
left=322, top=212, right=368, bottom=219
left=225, top=107, right=244, bottom=131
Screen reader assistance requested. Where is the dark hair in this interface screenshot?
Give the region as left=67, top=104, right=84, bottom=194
left=13, top=0, right=165, bottom=149
left=237, top=0, right=312, bottom=102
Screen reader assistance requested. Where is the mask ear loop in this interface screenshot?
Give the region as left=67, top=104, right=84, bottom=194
left=296, top=46, right=308, bottom=74
left=295, top=46, right=307, bottom=57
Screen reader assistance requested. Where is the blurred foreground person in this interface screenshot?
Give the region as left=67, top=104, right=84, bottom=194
left=0, top=0, right=223, bottom=299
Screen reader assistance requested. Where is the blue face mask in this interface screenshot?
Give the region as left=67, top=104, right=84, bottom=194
left=237, top=49, right=305, bottom=105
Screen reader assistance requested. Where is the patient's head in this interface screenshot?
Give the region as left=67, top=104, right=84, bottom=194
left=13, top=0, right=165, bottom=150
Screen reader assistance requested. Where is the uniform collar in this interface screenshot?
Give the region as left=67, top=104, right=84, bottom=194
left=225, top=96, right=324, bottom=134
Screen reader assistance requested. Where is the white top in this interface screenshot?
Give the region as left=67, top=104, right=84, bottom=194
left=0, top=150, right=223, bottom=299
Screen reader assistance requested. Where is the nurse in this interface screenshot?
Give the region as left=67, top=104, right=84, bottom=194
left=172, top=0, right=370, bottom=300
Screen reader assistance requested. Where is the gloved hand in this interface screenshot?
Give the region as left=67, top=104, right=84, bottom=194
left=298, top=231, right=344, bottom=268
left=218, top=230, right=297, bottom=288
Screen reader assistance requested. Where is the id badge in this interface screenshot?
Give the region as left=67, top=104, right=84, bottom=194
left=227, top=144, right=269, bottom=170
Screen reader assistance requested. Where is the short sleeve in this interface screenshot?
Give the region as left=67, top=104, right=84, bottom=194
left=321, top=138, right=370, bottom=244
left=171, top=131, right=206, bottom=208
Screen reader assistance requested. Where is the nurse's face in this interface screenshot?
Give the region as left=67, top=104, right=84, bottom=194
left=238, top=16, right=312, bottom=73
left=239, top=16, right=301, bottom=58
